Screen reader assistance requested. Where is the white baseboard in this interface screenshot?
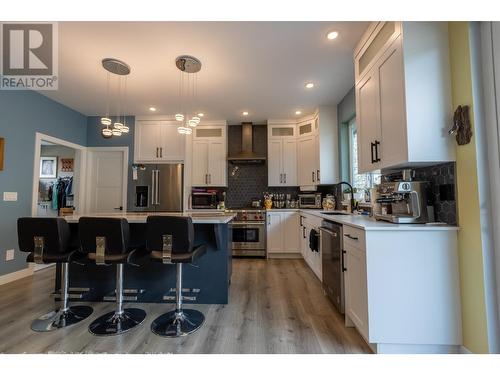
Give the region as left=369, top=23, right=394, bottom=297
left=459, top=345, right=473, bottom=354
left=0, top=267, right=34, bottom=286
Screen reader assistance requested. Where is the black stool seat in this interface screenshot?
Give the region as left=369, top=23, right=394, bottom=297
left=17, top=217, right=93, bottom=332
left=146, top=215, right=206, bottom=338
left=79, top=217, right=146, bottom=336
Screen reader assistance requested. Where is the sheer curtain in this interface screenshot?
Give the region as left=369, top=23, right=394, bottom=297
left=479, top=21, right=500, bottom=353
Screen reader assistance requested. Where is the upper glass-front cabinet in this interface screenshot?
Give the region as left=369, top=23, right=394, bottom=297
left=355, top=22, right=401, bottom=83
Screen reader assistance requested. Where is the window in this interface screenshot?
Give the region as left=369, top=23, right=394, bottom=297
left=348, top=119, right=381, bottom=196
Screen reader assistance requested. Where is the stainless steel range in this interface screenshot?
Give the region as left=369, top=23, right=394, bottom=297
left=227, top=209, right=266, bottom=257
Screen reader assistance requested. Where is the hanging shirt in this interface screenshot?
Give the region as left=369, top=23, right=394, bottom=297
left=52, top=182, right=58, bottom=210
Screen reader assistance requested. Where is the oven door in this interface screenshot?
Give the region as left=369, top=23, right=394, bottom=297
left=231, top=222, right=266, bottom=250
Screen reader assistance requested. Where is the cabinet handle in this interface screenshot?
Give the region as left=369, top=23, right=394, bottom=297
left=375, top=140, right=381, bottom=162
left=317, top=170, right=320, bottom=182
left=205, top=174, right=208, bottom=184
left=344, top=234, right=359, bottom=240
left=156, top=147, right=159, bottom=158
left=370, top=142, right=375, bottom=163
left=342, top=250, right=347, bottom=272
left=284, top=173, right=287, bottom=184
left=303, top=227, right=306, bottom=238
left=209, top=174, right=211, bottom=184
left=312, top=171, right=315, bottom=183
left=279, top=173, right=283, bottom=184
left=160, top=147, right=163, bottom=158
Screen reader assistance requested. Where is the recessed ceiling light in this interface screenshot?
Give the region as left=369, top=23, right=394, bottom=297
left=305, top=82, right=314, bottom=89
left=242, top=111, right=249, bottom=116
left=327, top=31, right=339, bottom=40
left=295, top=110, right=302, bottom=115
left=197, top=113, right=204, bottom=117
left=149, top=107, right=157, bottom=112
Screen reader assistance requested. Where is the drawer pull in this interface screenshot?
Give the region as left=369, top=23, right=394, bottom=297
left=344, top=234, right=359, bottom=240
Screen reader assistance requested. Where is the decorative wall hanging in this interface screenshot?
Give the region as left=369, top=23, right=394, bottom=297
left=60, top=158, right=74, bottom=172
left=40, top=156, right=57, bottom=179
left=0, top=137, right=4, bottom=171
left=449, top=105, right=472, bottom=145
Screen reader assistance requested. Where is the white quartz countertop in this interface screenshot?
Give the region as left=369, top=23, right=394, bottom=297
left=265, top=208, right=458, bottom=231
left=63, top=212, right=236, bottom=224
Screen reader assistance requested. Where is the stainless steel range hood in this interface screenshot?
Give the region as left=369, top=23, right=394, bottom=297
left=227, top=122, right=266, bottom=163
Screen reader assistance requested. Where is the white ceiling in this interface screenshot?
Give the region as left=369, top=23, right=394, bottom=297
left=40, top=22, right=369, bottom=123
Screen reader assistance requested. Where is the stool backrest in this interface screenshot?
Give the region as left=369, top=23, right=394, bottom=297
left=146, top=216, right=194, bottom=254
left=17, top=217, right=71, bottom=254
left=78, top=217, right=130, bottom=255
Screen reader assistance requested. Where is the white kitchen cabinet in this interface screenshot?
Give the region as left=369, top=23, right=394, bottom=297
left=297, top=135, right=316, bottom=186
left=354, top=22, right=454, bottom=173
left=267, top=123, right=297, bottom=186
left=340, top=222, right=461, bottom=354
left=191, top=125, right=227, bottom=187
left=266, top=211, right=300, bottom=255
left=299, top=212, right=322, bottom=280
left=343, top=225, right=369, bottom=341
left=267, top=211, right=284, bottom=253
left=134, top=120, right=186, bottom=163
left=296, top=108, right=338, bottom=187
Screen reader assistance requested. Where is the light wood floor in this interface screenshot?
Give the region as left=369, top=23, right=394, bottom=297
left=0, top=259, right=371, bottom=354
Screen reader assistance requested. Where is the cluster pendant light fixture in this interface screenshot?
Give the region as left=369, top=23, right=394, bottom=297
left=100, top=58, right=131, bottom=139
left=175, top=55, right=202, bottom=135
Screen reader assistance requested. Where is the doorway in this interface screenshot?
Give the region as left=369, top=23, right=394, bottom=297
left=32, top=133, right=86, bottom=217
left=85, top=147, right=128, bottom=214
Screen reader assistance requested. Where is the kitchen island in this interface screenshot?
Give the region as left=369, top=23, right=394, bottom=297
left=59, top=212, right=235, bottom=304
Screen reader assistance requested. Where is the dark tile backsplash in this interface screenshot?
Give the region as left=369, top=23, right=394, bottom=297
left=384, top=162, right=457, bottom=225
left=413, top=162, right=457, bottom=225
left=225, top=124, right=300, bottom=208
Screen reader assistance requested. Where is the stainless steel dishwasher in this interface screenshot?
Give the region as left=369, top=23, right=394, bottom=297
left=320, top=220, right=345, bottom=314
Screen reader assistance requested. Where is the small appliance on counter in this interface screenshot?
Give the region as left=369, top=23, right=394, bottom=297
left=373, top=181, right=434, bottom=223
left=298, top=193, right=322, bottom=209
left=190, top=188, right=226, bottom=209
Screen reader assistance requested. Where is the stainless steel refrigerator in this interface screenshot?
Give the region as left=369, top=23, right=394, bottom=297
left=128, top=164, right=183, bottom=212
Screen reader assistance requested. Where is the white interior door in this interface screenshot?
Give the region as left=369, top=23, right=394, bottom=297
left=87, top=149, right=127, bottom=213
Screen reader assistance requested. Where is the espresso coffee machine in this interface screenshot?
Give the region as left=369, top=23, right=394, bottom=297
left=373, top=181, right=434, bottom=224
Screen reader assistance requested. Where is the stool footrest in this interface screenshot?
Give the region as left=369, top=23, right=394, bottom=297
left=163, top=295, right=197, bottom=302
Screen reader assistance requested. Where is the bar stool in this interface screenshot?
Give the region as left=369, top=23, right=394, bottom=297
left=146, top=216, right=206, bottom=337
left=17, top=217, right=93, bottom=332
left=78, top=217, right=146, bottom=336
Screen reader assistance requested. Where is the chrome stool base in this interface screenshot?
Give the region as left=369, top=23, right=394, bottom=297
left=89, top=308, right=146, bottom=336
left=31, top=305, right=93, bottom=332
left=151, top=309, right=205, bottom=338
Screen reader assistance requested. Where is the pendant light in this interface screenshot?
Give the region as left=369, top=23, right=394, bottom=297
left=100, top=58, right=131, bottom=139
left=175, top=55, right=202, bottom=135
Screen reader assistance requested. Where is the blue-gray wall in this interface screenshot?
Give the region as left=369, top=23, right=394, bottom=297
left=0, top=91, right=87, bottom=276
left=86, top=116, right=135, bottom=210
left=337, top=87, right=356, bottom=182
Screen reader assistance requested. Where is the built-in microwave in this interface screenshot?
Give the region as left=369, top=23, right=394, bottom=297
left=298, top=193, right=322, bottom=208
left=191, top=192, right=219, bottom=209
